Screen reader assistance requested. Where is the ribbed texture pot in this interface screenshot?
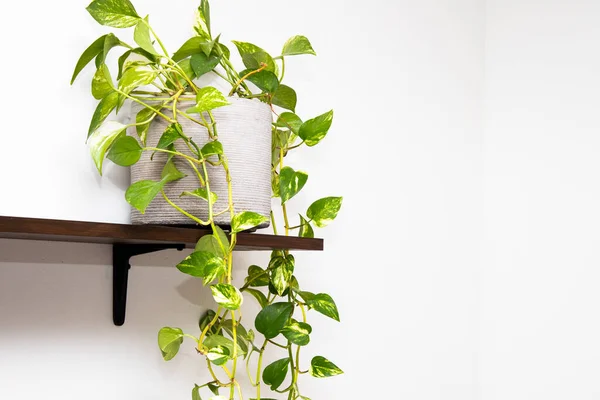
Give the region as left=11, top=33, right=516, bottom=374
left=128, top=97, right=272, bottom=228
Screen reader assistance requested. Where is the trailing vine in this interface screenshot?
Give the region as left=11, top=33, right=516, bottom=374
left=73, top=1, right=343, bottom=399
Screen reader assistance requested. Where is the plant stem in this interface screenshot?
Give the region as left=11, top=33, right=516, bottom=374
left=228, top=64, right=268, bottom=96
left=161, top=190, right=208, bottom=225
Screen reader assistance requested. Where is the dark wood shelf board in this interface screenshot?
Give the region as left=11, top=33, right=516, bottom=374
left=0, top=216, right=323, bottom=251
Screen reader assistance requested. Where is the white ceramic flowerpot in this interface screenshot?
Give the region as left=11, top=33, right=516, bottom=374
left=128, top=97, right=272, bottom=229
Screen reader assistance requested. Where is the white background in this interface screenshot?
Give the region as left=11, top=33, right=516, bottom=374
left=1, top=0, right=596, bottom=399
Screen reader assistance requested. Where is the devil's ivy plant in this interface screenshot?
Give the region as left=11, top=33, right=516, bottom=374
left=73, top=0, right=343, bottom=399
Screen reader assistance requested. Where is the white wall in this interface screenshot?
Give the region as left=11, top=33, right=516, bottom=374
left=481, top=1, right=600, bottom=399
left=0, top=1, right=484, bottom=399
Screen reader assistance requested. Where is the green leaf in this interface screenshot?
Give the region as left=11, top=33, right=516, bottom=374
left=211, top=284, right=243, bottom=310
left=204, top=333, right=245, bottom=357
left=271, top=173, right=280, bottom=198
left=182, top=188, right=218, bottom=205
left=298, top=214, right=314, bottom=238
left=206, top=345, right=230, bottom=365
left=272, top=85, right=297, bottom=112
left=172, top=37, right=205, bottom=62
left=201, top=140, right=223, bottom=157
left=207, top=383, right=219, bottom=396
left=298, top=110, right=333, bottom=146
left=107, top=136, right=142, bottom=166
left=86, top=0, right=140, bottom=28
left=262, top=358, right=289, bottom=391
left=125, top=179, right=165, bottom=213
left=245, top=265, right=269, bottom=287
left=157, top=123, right=185, bottom=149
left=279, top=166, right=308, bottom=204
left=220, top=320, right=250, bottom=354
left=161, top=159, right=187, bottom=182
left=187, top=87, right=230, bottom=114
left=199, top=309, right=219, bottom=335
left=88, top=120, right=126, bottom=174
left=306, top=196, right=343, bottom=228
left=135, top=107, right=156, bottom=144
left=309, top=356, right=343, bottom=378
left=190, top=53, right=221, bottom=77
left=231, top=211, right=268, bottom=233
left=176, top=251, right=226, bottom=285
left=281, top=319, right=312, bottom=346
left=239, top=69, right=279, bottom=93
left=118, top=48, right=156, bottom=78
left=269, top=254, right=295, bottom=296
left=243, top=288, right=268, bottom=308
left=92, top=64, right=114, bottom=100
left=195, top=0, right=211, bottom=38
left=72, top=34, right=124, bottom=84
left=275, top=112, right=302, bottom=134
left=217, top=43, right=230, bottom=59
left=96, top=33, right=127, bottom=68
left=232, top=41, right=277, bottom=73
left=282, top=35, right=317, bottom=56
left=299, top=292, right=340, bottom=322
left=192, top=385, right=202, bottom=400
left=195, top=234, right=225, bottom=257
left=158, top=327, right=183, bottom=361
left=133, top=16, right=159, bottom=55
left=255, top=302, right=294, bottom=339
left=118, top=66, right=157, bottom=96
left=88, top=92, right=119, bottom=137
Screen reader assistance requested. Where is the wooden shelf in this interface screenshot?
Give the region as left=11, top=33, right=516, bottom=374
left=0, top=216, right=323, bottom=326
left=0, top=216, right=323, bottom=251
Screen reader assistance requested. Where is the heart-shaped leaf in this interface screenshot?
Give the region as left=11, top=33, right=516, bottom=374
left=88, top=120, right=127, bottom=174
left=279, top=166, right=308, bottom=204
left=88, top=92, right=119, bottom=137
left=133, top=16, right=159, bottom=55
left=275, top=112, right=302, bottom=134
left=243, top=288, right=268, bottom=308
left=298, top=110, right=333, bottom=146
left=299, top=291, right=340, bottom=322
left=262, top=358, right=289, bottom=391
left=86, top=0, right=141, bottom=28
left=255, top=302, right=294, bottom=339
left=190, top=53, right=221, bottom=77
left=306, top=196, right=343, bottom=227
left=157, top=123, right=185, bottom=149
left=245, top=265, right=269, bottom=287
left=161, top=159, right=186, bottom=182
left=281, top=35, right=316, bottom=56
left=157, top=327, right=183, bottom=361
left=182, top=188, right=218, bottom=205
left=298, top=214, right=314, bottom=238
left=118, top=65, right=157, bottom=96
left=187, top=87, right=230, bottom=114
left=240, top=69, right=279, bottom=93
left=72, top=34, right=125, bottom=84
left=231, top=211, right=268, bottom=233
left=309, top=356, right=343, bottom=378
left=107, top=135, right=142, bottom=166
left=176, top=251, right=225, bottom=285
left=125, top=179, right=165, bottom=213
left=210, top=284, right=243, bottom=310
left=281, top=319, right=312, bottom=346
left=201, top=141, right=223, bottom=157
left=272, top=85, right=297, bottom=112
left=92, top=64, right=114, bottom=100
left=269, top=254, right=295, bottom=296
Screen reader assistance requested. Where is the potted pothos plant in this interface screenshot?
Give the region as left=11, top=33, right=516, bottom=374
left=72, top=0, right=344, bottom=398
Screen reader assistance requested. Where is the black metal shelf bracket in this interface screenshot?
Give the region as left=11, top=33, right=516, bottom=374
left=113, top=243, right=185, bottom=326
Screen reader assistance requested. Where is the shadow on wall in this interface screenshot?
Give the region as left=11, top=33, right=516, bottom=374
left=0, top=238, right=213, bottom=335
